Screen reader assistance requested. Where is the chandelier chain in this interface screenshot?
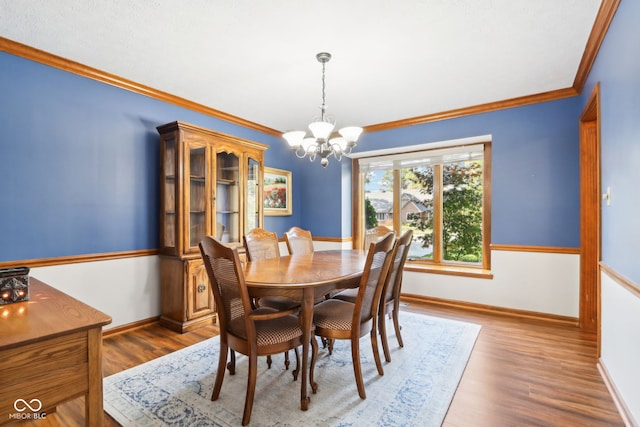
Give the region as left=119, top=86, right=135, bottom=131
left=320, top=59, right=327, bottom=121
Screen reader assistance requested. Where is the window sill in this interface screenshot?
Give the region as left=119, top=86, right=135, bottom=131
left=404, top=262, right=493, bottom=279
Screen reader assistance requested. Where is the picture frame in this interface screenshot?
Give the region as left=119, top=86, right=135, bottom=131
left=263, top=167, right=292, bottom=216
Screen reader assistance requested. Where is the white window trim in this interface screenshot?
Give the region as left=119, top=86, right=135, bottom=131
left=348, top=134, right=492, bottom=160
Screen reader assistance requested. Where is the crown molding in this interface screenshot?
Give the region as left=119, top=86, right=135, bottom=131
left=365, top=0, right=620, bottom=133
left=1, top=0, right=620, bottom=136
left=0, top=37, right=280, bottom=136
left=363, top=87, right=579, bottom=133
left=573, top=0, right=620, bottom=93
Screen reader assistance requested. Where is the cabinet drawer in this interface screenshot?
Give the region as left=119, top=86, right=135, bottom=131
left=0, top=331, right=88, bottom=416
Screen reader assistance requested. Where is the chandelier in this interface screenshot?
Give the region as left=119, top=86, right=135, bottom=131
left=283, top=52, right=363, bottom=167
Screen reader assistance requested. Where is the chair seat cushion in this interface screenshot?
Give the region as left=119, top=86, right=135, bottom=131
left=257, top=296, right=301, bottom=311
left=313, top=299, right=354, bottom=331
left=229, top=308, right=303, bottom=346
left=255, top=314, right=303, bottom=346
left=331, top=288, right=358, bottom=304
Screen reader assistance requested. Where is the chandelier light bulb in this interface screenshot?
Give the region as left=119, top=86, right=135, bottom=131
left=329, top=137, right=347, bottom=154
left=283, top=130, right=306, bottom=148
left=308, top=120, right=335, bottom=140
left=339, top=126, right=363, bottom=144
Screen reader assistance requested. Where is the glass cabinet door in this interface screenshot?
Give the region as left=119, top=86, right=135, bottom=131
left=216, top=151, right=240, bottom=244
left=162, top=137, right=177, bottom=250
left=187, top=146, right=207, bottom=250
left=246, top=156, right=261, bottom=232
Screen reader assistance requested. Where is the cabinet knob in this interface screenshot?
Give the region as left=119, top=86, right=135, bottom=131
left=197, top=283, right=206, bottom=293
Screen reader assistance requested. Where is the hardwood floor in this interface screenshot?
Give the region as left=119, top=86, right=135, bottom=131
left=28, top=301, right=624, bottom=426
left=408, top=302, right=625, bottom=427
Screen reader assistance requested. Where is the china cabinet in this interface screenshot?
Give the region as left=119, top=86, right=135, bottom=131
left=157, top=121, right=266, bottom=332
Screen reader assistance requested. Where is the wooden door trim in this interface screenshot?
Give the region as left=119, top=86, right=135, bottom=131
left=579, top=83, right=601, bottom=340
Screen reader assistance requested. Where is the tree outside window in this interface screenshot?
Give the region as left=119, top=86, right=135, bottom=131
left=404, top=161, right=483, bottom=263
left=360, top=142, right=488, bottom=267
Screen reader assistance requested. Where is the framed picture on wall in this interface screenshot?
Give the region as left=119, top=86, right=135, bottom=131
left=263, top=167, right=292, bottom=216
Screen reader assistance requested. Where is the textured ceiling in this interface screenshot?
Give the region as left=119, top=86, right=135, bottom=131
left=0, top=0, right=602, bottom=133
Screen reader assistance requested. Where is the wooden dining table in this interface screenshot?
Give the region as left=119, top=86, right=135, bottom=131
left=243, top=249, right=367, bottom=410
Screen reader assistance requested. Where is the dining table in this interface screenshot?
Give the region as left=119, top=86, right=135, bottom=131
left=243, top=249, right=367, bottom=410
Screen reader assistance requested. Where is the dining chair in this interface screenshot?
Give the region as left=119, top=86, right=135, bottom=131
left=377, top=229, right=413, bottom=361
left=311, top=231, right=396, bottom=399
left=243, top=227, right=300, bottom=369
left=363, top=225, right=394, bottom=249
left=331, top=226, right=395, bottom=302
left=199, top=236, right=315, bottom=426
left=334, top=230, right=413, bottom=363
left=284, top=226, right=314, bottom=255
left=243, top=228, right=300, bottom=312
left=243, top=227, right=281, bottom=262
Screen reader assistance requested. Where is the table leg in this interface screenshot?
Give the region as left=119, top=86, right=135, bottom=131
left=86, top=328, right=104, bottom=427
left=299, top=288, right=314, bottom=410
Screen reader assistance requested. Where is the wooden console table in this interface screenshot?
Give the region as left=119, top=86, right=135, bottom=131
left=0, top=278, right=111, bottom=426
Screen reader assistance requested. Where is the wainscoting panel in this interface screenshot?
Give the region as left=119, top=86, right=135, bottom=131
left=31, top=255, right=161, bottom=330
left=25, top=248, right=579, bottom=329
left=401, top=249, right=580, bottom=318
left=600, top=270, right=640, bottom=426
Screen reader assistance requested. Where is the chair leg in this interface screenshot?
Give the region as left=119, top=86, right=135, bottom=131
left=371, top=319, right=384, bottom=376
left=379, top=311, right=392, bottom=363
left=266, top=354, right=272, bottom=368
left=213, top=342, right=229, bottom=401
left=284, top=350, right=290, bottom=370
left=227, top=349, right=236, bottom=375
left=392, top=308, right=404, bottom=348
left=328, top=338, right=334, bottom=355
left=292, top=347, right=300, bottom=381
left=242, top=353, right=258, bottom=426
left=310, top=337, right=319, bottom=394
left=351, top=338, right=366, bottom=399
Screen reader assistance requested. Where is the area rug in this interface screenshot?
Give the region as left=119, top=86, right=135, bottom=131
left=103, top=311, right=480, bottom=426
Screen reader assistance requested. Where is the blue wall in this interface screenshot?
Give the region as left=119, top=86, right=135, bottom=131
left=0, top=52, right=289, bottom=261
left=304, top=96, right=583, bottom=247
left=295, top=154, right=349, bottom=237
left=1, top=47, right=585, bottom=262
left=580, top=0, right=640, bottom=284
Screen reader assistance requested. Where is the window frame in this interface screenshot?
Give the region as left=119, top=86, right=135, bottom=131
left=352, top=139, right=492, bottom=273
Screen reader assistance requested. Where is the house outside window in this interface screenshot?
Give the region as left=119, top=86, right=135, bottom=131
left=357, top=141, right=491, bottom=270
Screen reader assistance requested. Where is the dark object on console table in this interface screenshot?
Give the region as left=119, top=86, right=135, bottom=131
left=0, top=266, right=30, bottom=305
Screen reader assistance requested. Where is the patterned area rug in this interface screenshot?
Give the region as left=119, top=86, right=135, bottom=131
left=103, top=312, right=480, bottom=426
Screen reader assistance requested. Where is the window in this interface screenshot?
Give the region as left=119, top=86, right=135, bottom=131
left=356, top=141, right=491, bottom=270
